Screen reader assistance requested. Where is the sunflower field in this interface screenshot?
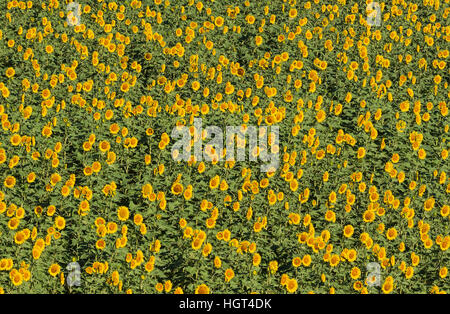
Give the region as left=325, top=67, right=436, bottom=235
left=0, top=0, right=448, bottom=295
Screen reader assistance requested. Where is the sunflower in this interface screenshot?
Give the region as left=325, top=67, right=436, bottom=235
left=25, top=171, right=36, bottom=183
left=206, top=217, right=216, bottom=229
left=171, top=182, right=183, bottom=195
left=10, top=133, right=21, bottom=146
left=363, top=210, right=375, bottom=223
left=405, top=266, right=414, bottom=279
left=82, top=141, right=92, bottom=151
left=219, top=179, right=229, bottom=191
left=214, top=16, right=224, bottom=27
left=439, top=267, right=448, bottom=278
left=92, top=161, right=101, bottom=173
left=325, top=210, right=336, bottom=222
left=209, top=175, right=220, bottom=189
left=213, top=256, right=222, bottom=268
left=155, top=282, right=164, bottom=293
left=96, top=239, right=106, bottom=250
left=350, top=267, right=361, bottom=280
left=424, top=197, right=435, bottom=211
left=343, top=225, right=354, bottom=238
left=357, top=147, right=366, bottom=159
left=163, top=280, right=172, bottom=293
left=441, top=205, right=449, bottom=217
left=184, top=227, right=193, bottom=239
left=48, top=263, right=61, bottom=277
left=5, top=67, right=15, bottom=78
left=353, top=281, right=363, bottom=291
left=224, top=268, right=235, bottom=282
left=253, top=253, right=261, bottom=266
left=280, top=274, right=289, bottom=286
left=47, top=205, right=56, bottom=216
left=418, top=148, right=426, bottom=159
left=7, top=217, right=19, bottom=230
left=328, top=191, right=337, bottom=203
left=288, top=213, right=300, bottom=225
left=329, top=254, right=340, bottom=267
left=120, top=82, right=130, bottom=92
left=347, top=249, right=357, bottom=262
left=14, top=231, right=26, bottom=245
left=11, top=272, right=23, bottom=286
left=4, top=176, right=16, bottom=188
left=253, top=221, right=263, bottom=233
left=202, top=243, right=212, bottom=257
left=117, top=206, right=129, bottom=221
left=316, top=110, right=326, bottom=122
left=133, top=214, right=143, bottom=226
left=386, top=228, right=398, bottom=240
left=52, top=216, right=65, bottom=230
left=302, top=255, right=312, bottom=267
left=191, top=81, right=200, bottom=91
left=268, top=260, right=278, bottom=274
left=411, top=253, right=420, bottom=266
left=292, top=257, right=302, bottom=268
left=286, top=278, right=298, bottom=293
left=16, top=207, right=24, bottom=219
left=183, top=185, right=193, bottom=201
left=191, top=238, right=202, bottom=250
left=195, top=284, right=210, bottom=294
